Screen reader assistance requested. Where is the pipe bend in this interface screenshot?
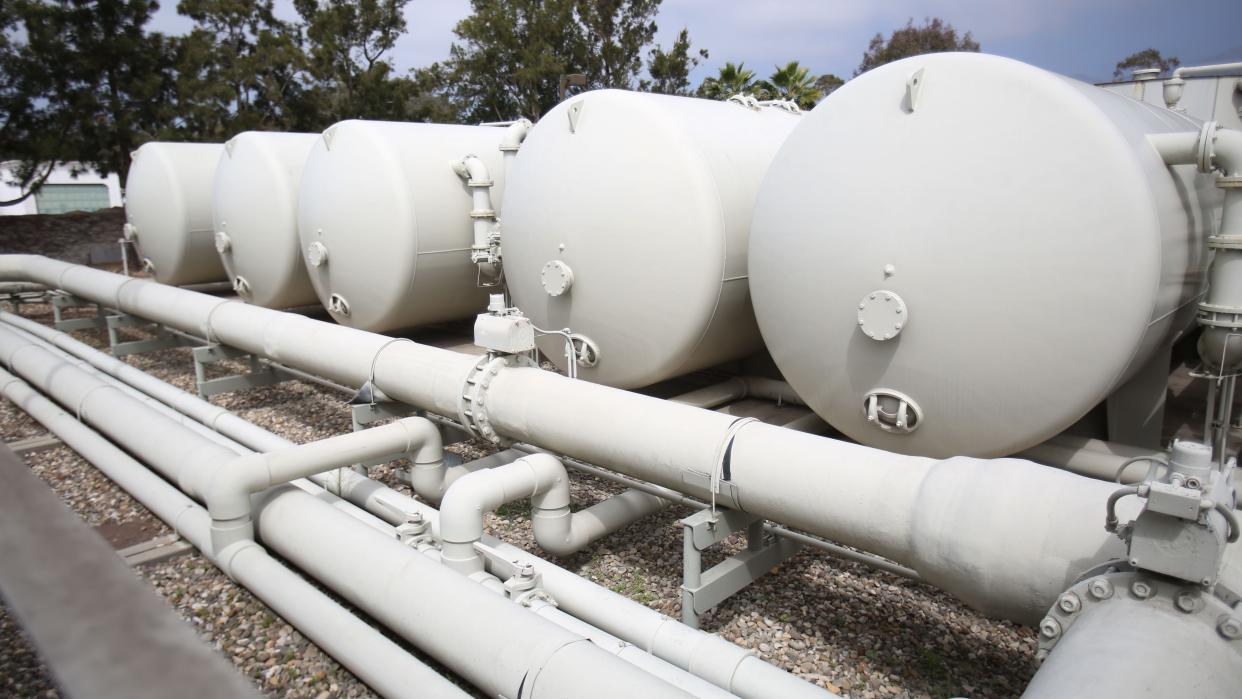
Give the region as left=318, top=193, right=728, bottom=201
left=499, top=119, right=532, bottom=152
left=453, top=155, right=492, bottom=186
left=200, top=452, right=270, bottom=521
left=397, top=415, right=443, bottom=465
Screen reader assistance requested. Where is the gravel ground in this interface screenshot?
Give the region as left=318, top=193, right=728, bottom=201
left=0, top=211, right=1037, bottom=698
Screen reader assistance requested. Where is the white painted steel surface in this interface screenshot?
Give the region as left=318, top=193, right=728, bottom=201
left=212, top=132, right=319, bottom=308
left=750, top=53, right=1222, bottom=458
left=503, top=90, right=800, bottom=388
left=297, top=121, right=503, bottom=331
left=124, top=142, right=226, bottom=285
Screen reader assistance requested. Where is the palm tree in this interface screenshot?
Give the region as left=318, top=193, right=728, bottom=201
left=697, top=61, right=757, bottom=100
left=759, top=61, right=822, bottom=109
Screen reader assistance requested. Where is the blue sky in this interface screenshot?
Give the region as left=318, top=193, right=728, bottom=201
left=150, top=0, right=1242, bottom=84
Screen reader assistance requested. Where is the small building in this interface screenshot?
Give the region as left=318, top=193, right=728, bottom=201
left=0, top=162, right=123, bottom=216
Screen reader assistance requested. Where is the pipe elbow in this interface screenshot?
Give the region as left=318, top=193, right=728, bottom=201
left=201, top=453, right=269, bottom=521
left=399, top=416, right=443, bottom=466
left=525, top=453, right=571, bottom=511
left=531, top=511, right=578, bottom=558
left=499, top=119, right=532, bottom=153
left=452, top=155, right=492, bottom=186
left=439, top=469, right=505, bottom=545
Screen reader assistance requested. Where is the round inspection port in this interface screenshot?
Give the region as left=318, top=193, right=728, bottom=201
left=857, top=290, right=908, bottom=341
left=541, top=260, right=574, bottom=296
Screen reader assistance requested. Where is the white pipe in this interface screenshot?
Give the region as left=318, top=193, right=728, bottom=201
left=1018, top=434, right=1167, bottom=483
left=440, top=453, right=667, bottom=571
left=1022, top=589, right=1242, bottom=698
left=1162, top=64, right=1242, bottom=111
left=254, top=486, right=692, bottom=698
left=0, top=369, right=467, bottom=699
left=0, top=327, right=695, bottom=698
left=0, top=255, right=1167, bottom=624
left=499, top=118, right=532, bottom=188
left=0, top=316, right=749, bottom=698
left=0, top=314, right=822, bottom=697
left=671, top=377, right=806, bottom=409
left=195, top=416, right=439, bottom=550
left=323, top=471, right=831, bottom=699
left=1173, top=62, right=1242, bottom=79
left=451, top=155, right=502, bottom=281
left=525, top=600, right=737, bottom=699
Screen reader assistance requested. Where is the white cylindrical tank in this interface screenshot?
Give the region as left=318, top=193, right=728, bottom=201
left=297, top=121, right=503, bottom=331
left=124, top=142, right=226, bottom=285
left=503, top=90, right=800, bottom=388
left=749, top=53, right=1221, bottom=458
left=211, top=131, right=319, bottom=309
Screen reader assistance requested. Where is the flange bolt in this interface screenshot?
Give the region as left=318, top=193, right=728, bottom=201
left=1056, top=593, right=1081, bottom=614
left=1087, top=578, right=1114, bottom=600
left=1219, top=617, right=1242, bottom=640
left=1038, top=617, right=1061, bottom=639
left=1175, top=591, right=1199, bottom=613
left=1130, top=580, right=1155, bottom=599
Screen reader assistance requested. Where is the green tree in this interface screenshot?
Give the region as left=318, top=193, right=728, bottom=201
left=1, top=0, right=175, bottom=192
left=642, top=28, right=708, bottom=96
left=760, top=61, right=822, bottom=109
left=293, top=0, right=429, bottom=123
left=444, top=0, right=663, bottom=122
left=815, top=73, right=844, bottom=97
left=856, top=17, right=980, bottom=76
left=1114, top=49, right=1181, bottom=79
left=696, top=61, right=757, bottom=99
left=172, top=0, right=309, bottom=140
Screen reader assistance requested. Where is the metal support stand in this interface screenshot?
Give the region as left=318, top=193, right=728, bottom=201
left=192, top=343, right=290, bottom=399
left=106, top=314, right=192, bottom=357
left=51, top=294, right=108, bottom=332
left=680, top=507, right=801, bottom=629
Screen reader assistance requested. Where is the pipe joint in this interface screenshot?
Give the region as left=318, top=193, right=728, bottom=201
left=210, top=517, right=257, bottom=566
left=498, top=119, right=532, bottom=152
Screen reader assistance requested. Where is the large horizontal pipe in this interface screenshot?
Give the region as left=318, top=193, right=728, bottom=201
left=0, top=311, right=824, bottom=699
left=1022, top=583, right=1242, bottom=698
left=0, top=256, right=1172, bottom=622
left=1, top=317, right=752, bottom=698
left=0, top=369, right=464, bottom=699
left=0, top=325, right=694, bottom=699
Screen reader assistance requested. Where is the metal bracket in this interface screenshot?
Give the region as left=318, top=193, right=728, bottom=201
left=679, top=507, right=801, bottom=629
left=51, top=293, right=108, bottom=332
left=106, top=314, right=192, bottom=357
left=192, top=343, right=291, bottom=399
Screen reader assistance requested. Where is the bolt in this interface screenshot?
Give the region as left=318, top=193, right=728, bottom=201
left=518, top=563, right=535, bottom=579
left=869, top=294, right=876, bottom=300
left=1088, top=578, right=1114, bottom=600
left=1203, top=578, right=1213, bottom=586
left=1039, top=617, right=1061, bottom=639
left=406, top=512, right=423, bottom=524
left=1131, top=580, right=1155, bottom=599
left=1175, top=591, right=1199, bottom=613
left=1219, top=617, right=1242, bottom=640
left=1057, top=592, right=1082, bottom=614
left=1035, top=649, right=1049, bottom=664
left=896, top=307, right=903, bottom=314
